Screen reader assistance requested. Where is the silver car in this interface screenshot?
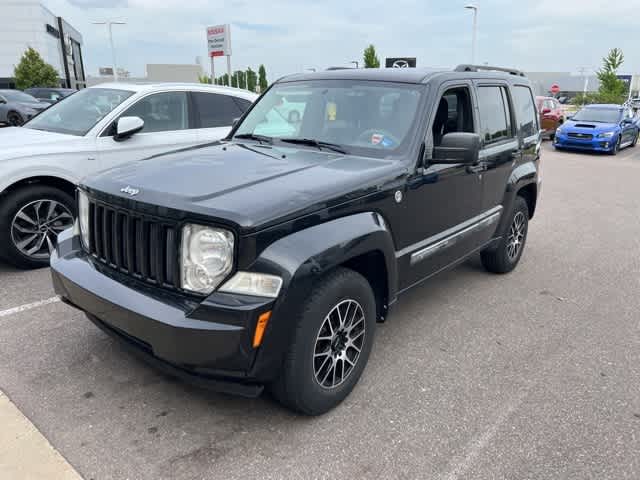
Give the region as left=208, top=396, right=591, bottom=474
left=0, top=90, right=48, bottom=126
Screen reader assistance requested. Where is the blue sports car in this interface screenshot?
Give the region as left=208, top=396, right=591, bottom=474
left=553, top=104, right=640, bottom=155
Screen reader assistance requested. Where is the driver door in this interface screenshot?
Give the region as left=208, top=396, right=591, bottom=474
left=397, top=82, right=485, bottom=289
left=95, top=91, right=199, bottom=172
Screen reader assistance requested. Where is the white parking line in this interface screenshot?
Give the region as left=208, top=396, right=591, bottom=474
left=0, top=297, right=60, bottom=319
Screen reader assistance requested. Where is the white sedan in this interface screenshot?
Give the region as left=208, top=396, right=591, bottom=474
left=0, top=83, right=257, bottom=268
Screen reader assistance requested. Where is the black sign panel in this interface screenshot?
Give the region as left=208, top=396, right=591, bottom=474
left=46, top=24, right=60, bottom=39
left=385, top=57, right=417, bottom=68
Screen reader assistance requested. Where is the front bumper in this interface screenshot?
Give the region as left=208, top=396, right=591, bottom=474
left=553, top=133, right=616, bottom=152
left=51, top=230, right=275, bottom=396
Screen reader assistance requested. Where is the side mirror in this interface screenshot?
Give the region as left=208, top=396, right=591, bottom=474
left=623, top=118, right=633, bottom=124
left=0, top=98, right=6, bottom=104
left=114, top=116, right=144, bottom=141
left=541, top=108, right=551, bottom=114
left=432, top=133, right=481, bottom=166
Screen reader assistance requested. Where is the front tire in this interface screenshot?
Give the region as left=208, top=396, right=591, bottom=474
left=269, top=268, right=376, bottom=415
left=609, top=136, right=621, bottom=155
left=7, top=112, right=24, bottom=127
left=481, top=196, right=529, bottom=274
left=0, top=185, right=75, bottom=269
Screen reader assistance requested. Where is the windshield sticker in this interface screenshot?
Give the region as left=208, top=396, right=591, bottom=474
left=371, top=133, right=383, bottom=145
left=326, top=102, right=337, bottom=121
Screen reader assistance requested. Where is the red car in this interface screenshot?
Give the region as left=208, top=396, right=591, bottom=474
left=536, top=96, right=565, bottom=140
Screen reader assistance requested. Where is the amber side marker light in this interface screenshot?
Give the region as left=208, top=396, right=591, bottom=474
left=253, top=311, right=272, bottom=348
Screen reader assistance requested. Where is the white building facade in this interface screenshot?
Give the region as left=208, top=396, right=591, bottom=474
left=0, top=0, right=85, bottom=89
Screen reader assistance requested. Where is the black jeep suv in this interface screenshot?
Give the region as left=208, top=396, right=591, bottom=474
left=51, top=65, right=541, bottom=415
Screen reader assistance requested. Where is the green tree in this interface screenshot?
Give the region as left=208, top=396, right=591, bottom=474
left=231, top=71, right=238, bottom=88
left=363, top=44, right=380, bottom=68
left=258, top=64, right=268, bottom=92
left=246, top=67, right=257, bottom=92
left=198, top=74, right=212, bottom=84
left=595, top=48, right=627, bottom=104
left=13, top=47, right=59, bottom=89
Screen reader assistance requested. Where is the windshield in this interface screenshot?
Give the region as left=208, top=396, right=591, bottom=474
left=234, top=80, right=425, bottom=157
left=573, top=107, right=621, bottom=124
left=24, top=88, right=134, bottom=136
left=1, top=91, right=38, bottom=103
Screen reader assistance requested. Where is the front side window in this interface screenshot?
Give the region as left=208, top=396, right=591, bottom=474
left=120, top=91, right=189, bottom=134
left=234, top=80, right=425, bottom=157
left=432, top=86, right=475, bottom=146
left=476, top=86, right=512, bottom=144
left=512, top=86, right=538, bottom=138
left=192, top=92, right=244, bottom=128
left=24, top=88, right=134, bottom=136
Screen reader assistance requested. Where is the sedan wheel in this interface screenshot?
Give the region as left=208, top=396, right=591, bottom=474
left=7, top=112, right=23, bottom=127
left=11, top=200, right=74, bottom=260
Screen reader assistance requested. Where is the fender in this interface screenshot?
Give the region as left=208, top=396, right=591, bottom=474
left=488, top=161, right=538, bottom=248
left=247, top=211, right=398, bottom=381
left=0, top=167, right=79, bottom=195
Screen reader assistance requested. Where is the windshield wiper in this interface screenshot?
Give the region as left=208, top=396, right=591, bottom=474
left=234, top=133, right=273, bottom=144
left=279, top=138, right=348, bottom=154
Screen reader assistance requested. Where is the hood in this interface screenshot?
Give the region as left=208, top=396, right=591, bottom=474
left=0, top=127, right=84, bottom=162
left=85, top=142, right=406, bottom=232
left=564, top=120, right=619, bottom=132
left=17, top=101, right=47, bottom=111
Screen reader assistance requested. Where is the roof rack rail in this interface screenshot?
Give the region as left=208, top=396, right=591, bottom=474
left=454, top=64, right=526, bottom=77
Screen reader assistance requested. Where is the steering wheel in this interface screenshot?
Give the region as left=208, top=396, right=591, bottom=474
left=356, top=129, right=400, bottom=146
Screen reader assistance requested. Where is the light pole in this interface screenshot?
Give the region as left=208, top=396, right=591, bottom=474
left=350, top=61, right=359, bottom=69
left=92, top=20, right=126, bottom=81
left=464, top=5, right=478, bottom=65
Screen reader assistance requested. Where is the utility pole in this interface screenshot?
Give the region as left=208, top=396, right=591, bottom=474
left=93, top=20, right=126, bottom=82
left=464, top=5, right=478, bottom=64
left=577, top=67, right=589, bottom=96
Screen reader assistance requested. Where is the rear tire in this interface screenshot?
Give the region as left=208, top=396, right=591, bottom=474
left=269, top=268, right=376, bottom=415
left=7, top=112, right=23, bottom=127
left=481, top=196, right=529, bottom=274
left=0, top=185, right=75, bottom=269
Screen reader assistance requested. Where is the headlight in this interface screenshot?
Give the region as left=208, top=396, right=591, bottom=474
left=556, top=127, right=563, bottom=135
left=181, top=224, right=234, bottom=294
left=219, top=272, right=283, bottom=298
left=597, top=131, right=615, bottom=138
left=77, top=190, right=90, bottom=249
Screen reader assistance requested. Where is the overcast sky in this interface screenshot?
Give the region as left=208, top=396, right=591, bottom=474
left=43, top=0, right=640, bottom=81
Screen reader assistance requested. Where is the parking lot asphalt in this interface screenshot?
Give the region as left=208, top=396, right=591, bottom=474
left=0, top=143, right=639, bottom=480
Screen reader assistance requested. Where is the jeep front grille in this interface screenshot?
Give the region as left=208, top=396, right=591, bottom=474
left=86, top=199, right=180, bottom=289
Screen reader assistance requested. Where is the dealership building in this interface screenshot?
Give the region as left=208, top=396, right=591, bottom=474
left=0, top=0, right=86, bottom=89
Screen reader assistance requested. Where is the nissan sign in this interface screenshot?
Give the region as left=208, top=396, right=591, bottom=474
left=385, top=57, right=417, bottom=68
left=207, top=24, right=231, bottom=57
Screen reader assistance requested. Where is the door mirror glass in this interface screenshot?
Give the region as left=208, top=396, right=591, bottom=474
left=432, top=132, right=480, bottom=165
left=115, top=116, right=144, bottom=141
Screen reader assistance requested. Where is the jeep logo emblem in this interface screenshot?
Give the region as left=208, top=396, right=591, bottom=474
left=120, top=186, right=140, bottom=196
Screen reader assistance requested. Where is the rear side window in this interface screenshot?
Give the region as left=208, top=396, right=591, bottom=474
left=192, top=92, right=244, bottom=128
left=513, top=86, right=538, bottom=138
left=476, top=86, right=512, bottom=144
left=233, top=97, right=253, bottom=113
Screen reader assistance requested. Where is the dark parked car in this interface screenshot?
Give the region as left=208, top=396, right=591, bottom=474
left=24, top=87, right=76, bottom=105
left=0, top=90, right=47, bottom=126
left=536, top=96, right=565, bottom=140
left=51, top=65, right=541, bottom=415
left=554, top=104, right=639, bottom=154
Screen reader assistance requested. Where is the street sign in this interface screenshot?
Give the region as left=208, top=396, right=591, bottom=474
left=385, top=57, right=417, bottom=68
left=550, top=83, right=560, bottom=94
left=99, top=67, right=114, bottom=76
left=207, top=24, right=231, bottom=57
